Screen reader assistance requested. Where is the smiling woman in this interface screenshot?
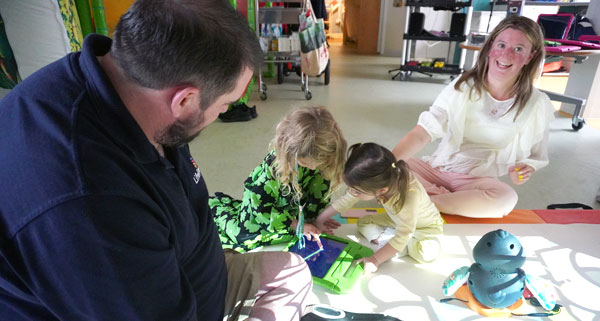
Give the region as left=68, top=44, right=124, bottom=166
left=392, top=15, right=555, bottom=219
left=487, top=28, right=536, bottom=100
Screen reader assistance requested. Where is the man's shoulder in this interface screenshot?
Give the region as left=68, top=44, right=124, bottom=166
left=6, top=52, right=85, bottom=102
left=0, top=80, right=138, bottom=243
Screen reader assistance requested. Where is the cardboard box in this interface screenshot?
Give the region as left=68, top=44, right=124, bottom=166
left=277, top=37, right=291, bottom=52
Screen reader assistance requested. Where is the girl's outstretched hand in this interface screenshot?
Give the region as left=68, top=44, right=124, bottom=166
left=314, top=218, right=341, bottom=235
left=357, top=256, right=379, bottom=274
left=303, top=223, right=323, bottom=248
left=509, top=163, right=534, bottom=185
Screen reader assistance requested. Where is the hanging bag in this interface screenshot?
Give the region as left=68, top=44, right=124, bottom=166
left=299, top=1, right=329, bottom=76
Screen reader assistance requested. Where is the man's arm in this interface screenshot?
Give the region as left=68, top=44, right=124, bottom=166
left=9, top=195, right=203, bottom=321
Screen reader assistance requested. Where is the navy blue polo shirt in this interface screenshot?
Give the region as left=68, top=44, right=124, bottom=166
left=0, top=35, right=227, bottom=321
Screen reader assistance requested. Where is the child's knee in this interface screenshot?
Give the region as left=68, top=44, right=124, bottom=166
left=357, top=222, right=385, bottom=243
left=408, top=238, right=441, bottom=263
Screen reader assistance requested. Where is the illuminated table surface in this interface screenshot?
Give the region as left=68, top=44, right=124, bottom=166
left=273, top=223, right=600, bottom=320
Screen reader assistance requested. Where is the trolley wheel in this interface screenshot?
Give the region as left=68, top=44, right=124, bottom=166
left=399, top=71, right=411, bottom=81
left=260, top=92, right=267, bottom=101
left=261, top=82, right=267, bottom=91
left=305, top=90, right=312, bottom=100
left=324, top=61, right=330, bottom=85
left=572, top=120, right=584, bottom=131
left=277, top=63, right=284, bottom=84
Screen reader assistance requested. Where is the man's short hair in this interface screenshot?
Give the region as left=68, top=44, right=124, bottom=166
left=112, top=0, right=262, bottom=109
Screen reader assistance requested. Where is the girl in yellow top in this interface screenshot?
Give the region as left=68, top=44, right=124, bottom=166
left=315, top=143, right=444, bottom=272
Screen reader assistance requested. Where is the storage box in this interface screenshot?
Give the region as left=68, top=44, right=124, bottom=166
left=291, top=32, right=301, bottom=52
left=277, top=36, right=291, bottom=52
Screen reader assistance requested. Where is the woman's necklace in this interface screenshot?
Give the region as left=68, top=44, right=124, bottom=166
left=488, top=91, right=514, bottom=117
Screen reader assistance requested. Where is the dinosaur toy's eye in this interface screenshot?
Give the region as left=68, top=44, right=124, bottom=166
left=487, top=242, right=492, bottom=247
left=510, top=244, right=515, bottom=250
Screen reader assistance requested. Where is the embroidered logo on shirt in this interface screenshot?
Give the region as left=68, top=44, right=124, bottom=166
left=190, top=157, right=201, bottom=184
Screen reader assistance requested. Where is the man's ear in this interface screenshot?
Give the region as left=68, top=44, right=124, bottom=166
left=170, top=86, right=200, bottom=118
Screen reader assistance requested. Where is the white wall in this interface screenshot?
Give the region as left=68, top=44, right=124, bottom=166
left=378, top=4, right=455, bottom=59
left=588, top=0, right=600, bottom=35
left=378, top=0, right=406, bottom=56
left=413, top=8, right=453, bottom=60
left=0, top=0, right=72, bottom=79
left=327, top=0, right=343, bottom=34
left=565, top=0, right=600, bottom=118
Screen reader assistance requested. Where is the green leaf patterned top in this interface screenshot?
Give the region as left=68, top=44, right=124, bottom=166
left=209, top=151, right=331, bottom=252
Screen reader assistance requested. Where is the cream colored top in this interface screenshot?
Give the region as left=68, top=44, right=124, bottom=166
left=332, top=175, right=444, bottom=252
left=417, top=79, right=555, bottom=177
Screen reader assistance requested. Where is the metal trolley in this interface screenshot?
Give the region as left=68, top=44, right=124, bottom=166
left=255, top=0, right=313, bottom=100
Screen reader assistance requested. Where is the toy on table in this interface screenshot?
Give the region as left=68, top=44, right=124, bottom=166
left=441, top=229, right=560, bottom=317
left=286, top=234, right=373, bottom=294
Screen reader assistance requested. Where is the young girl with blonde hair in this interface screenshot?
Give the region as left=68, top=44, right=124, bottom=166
left=315, top=143, right=444, bottom=272
left=210, top=106, right=346, bottom=252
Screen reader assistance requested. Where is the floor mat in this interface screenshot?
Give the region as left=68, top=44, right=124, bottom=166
left=534, top=209, right=600, bottom=224
left=341, top=208, right=600, bottom=224
left=441, top=209, right=546, bottom=224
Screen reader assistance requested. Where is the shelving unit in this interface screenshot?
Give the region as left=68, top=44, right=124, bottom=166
left=255, top=0, right=313, bottom=100
left=489, top=1, right=589, bottom=7
left=489, top=0, right=590, bottom=16
left=524, top=1, right=589, bottom=6
left=391, top=0, right=473, bottom=81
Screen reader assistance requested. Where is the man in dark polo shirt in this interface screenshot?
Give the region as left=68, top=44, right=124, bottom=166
left=0, top=0, right=312, bottom=320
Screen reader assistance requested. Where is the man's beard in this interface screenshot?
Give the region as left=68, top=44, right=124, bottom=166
left=155, top=109, right=203, bottom=148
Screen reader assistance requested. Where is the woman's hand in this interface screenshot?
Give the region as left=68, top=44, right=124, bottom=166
left=314, top=218, right=341, bottom=235
left=357, top=256, right=380, bottom=274
left=509, top=164, right=535, bottom=185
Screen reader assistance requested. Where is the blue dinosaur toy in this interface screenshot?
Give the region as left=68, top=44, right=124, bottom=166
left=442, top=229, right=558, bottom=316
